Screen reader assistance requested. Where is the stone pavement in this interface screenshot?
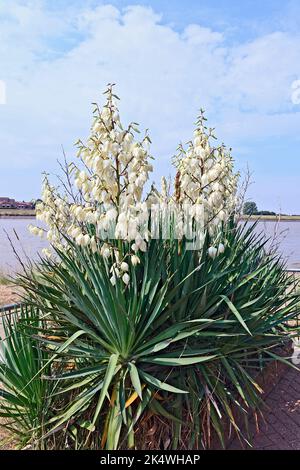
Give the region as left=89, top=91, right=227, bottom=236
left=229, top=367, right=300, bottom=450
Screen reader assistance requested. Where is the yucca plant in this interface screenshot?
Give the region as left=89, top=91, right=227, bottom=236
left=0, top=305, right=57, bottom=449
left=11, top=220, right=300, bottom=450
left=4, top=87, right=299, bottom=450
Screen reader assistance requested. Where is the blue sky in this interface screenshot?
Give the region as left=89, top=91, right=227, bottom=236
left=1, top=0, right=300, bottom=213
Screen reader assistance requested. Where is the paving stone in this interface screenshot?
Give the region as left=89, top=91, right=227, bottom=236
left=228, top=368, right=300, bottom=450
left=272, top=422, right=294, bottom=439
left=252, top=435, right=273, bottom=448
left=265, top=413, right=279, bottom=425
left=262, top=442, right=292, bottom=450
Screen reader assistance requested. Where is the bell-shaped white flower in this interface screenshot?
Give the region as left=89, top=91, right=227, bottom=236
left=217, top=243, right=225, bottom=254
left=131, top=255, right=140, bottom=266
left=120, top=262, right=129, bottom=272
left=122, top=273, right=130, bottom=285
left=100, top=244, right=111, bottom=258
left=208, top=246, right=218, bottom=259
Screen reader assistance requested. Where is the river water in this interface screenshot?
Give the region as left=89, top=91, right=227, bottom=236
left=0, top=218, right=47, bottom=274
left=0, top=218, right=300, bottom=274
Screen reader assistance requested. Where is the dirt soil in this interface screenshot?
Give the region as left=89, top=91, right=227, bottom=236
left=0, top=425, right=16, bottom=450
left=0, top=285, right=20, bottom=307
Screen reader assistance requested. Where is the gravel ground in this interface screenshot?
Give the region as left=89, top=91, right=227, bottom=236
left=0, top=285, right=20, bottom=307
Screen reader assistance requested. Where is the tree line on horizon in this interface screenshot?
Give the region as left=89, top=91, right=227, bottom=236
left=242, top=201, right=300, bottom=217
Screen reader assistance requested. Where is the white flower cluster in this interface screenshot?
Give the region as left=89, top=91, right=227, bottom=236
left=31, top=85, right=155, bottom=284
left=29, top=86, right=239, bottom=285
left=28, top=177, right=70, bottom=253
left=174, top=110, right=238, bottom=253
left=176, top=111, right=237, bottom=224
left=68, top=85, right=153, bottom=267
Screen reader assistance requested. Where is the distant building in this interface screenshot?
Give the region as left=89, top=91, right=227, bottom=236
left=0, top=197, right=15, bottom=208
left=0, top=197, right=34, bottom=209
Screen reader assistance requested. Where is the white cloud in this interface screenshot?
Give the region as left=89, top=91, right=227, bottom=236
left=223, top=32, right=300, bottom=113
left=1, top=1, right=300, bottom=203
left=0, top=80, right=6, bottom=104
left=182, top=24, right=224, bottom=45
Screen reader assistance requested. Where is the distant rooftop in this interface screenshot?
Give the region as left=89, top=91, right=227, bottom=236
left=0, top=197, right=34, bottom=209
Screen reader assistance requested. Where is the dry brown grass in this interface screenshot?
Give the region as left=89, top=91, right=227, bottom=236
left=0, top=285, right=20, bottom=307
left=240, top=215, right=300, bottom=221
left=0, top=424, right=16, bottom=450
left=0, top=208, right=35, bottom=217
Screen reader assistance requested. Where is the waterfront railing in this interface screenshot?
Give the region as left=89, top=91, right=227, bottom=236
left=0, top=302, right=21, bottom=317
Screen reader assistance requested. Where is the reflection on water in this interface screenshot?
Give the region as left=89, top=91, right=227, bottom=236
left=0, top=218, right=300, bottom=273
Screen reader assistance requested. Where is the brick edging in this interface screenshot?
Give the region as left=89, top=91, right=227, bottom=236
left=210, top=346, right=292, bottom=449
